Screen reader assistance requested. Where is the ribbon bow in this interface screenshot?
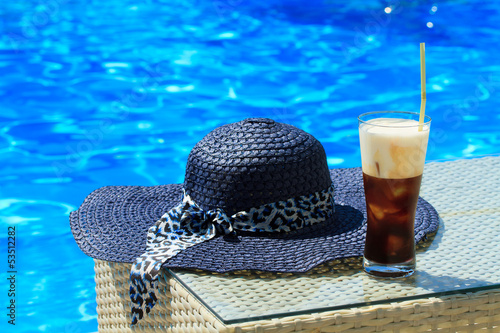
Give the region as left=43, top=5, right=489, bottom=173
left=129, top=184, right=335, bottom=325
left=129, top=192, right=235, bottom=324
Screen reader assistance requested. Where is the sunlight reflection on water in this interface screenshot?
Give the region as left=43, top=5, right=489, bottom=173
left=1, top=0, right=499, bottom=331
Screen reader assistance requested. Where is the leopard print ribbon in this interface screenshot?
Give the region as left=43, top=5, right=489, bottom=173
left=129, top=184, right=335, bottom=325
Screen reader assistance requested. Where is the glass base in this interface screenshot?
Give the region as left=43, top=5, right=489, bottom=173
left=363, top=256, right=416, bottom=278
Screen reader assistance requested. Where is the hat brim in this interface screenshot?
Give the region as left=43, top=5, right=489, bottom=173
left=70, top=167, right=439, bottom=273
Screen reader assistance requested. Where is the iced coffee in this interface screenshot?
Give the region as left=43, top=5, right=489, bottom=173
left=358, top=111, right=431, bottom=277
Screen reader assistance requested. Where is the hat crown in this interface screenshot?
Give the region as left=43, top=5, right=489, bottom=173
left=184, top=118, right=332, bottom=215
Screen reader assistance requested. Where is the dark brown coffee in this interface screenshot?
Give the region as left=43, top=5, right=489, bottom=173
left=362, top=172, right=422, bottom=264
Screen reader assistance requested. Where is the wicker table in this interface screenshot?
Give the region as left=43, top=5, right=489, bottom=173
left=94, top=156, right=500, bottom=332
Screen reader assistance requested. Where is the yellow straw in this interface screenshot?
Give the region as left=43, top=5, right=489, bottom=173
left=419, top=42, right=426, bottom=131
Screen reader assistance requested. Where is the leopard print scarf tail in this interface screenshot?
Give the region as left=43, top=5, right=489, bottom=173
left=130, top=184, right=335, bottom=325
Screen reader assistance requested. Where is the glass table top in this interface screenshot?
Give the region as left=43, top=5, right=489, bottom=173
left=168, top=156, right=500, bottom=325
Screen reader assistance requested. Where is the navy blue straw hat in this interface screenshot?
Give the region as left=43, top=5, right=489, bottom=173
left=70, top=118, right=439, bottom=324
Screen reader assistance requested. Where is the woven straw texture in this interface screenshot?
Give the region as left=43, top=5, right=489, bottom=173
left=93, top=156, right=500, bottom=332
left=184, top=118, right=332, bottom=215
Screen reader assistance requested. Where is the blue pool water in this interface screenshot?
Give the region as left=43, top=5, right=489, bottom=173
left=1, top=0, right=500, bottom=332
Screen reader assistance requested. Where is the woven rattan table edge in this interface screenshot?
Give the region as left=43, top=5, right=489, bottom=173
left=94, top=259, right=500, bottom=332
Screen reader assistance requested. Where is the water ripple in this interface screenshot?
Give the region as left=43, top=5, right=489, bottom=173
left=1, top=0, right=500, bottom=331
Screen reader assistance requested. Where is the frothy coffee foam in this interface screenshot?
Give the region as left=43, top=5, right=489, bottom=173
left=359, top=118, right=430, bottom=179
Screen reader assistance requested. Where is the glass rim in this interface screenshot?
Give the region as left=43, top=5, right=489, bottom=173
left=358, top=111, right=432, bottom=127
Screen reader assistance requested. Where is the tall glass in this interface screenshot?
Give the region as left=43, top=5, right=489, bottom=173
left=358, top=111, right=431, bottom=278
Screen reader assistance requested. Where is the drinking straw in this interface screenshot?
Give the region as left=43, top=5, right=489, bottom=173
left=419, top=42, right=426, bottom=131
